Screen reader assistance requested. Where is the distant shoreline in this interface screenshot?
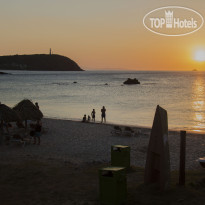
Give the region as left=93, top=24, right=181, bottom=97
left=0, top=54, right=83, bottom=71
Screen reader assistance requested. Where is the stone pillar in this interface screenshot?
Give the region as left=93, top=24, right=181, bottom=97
left=144, top=105, right=170, bottom=190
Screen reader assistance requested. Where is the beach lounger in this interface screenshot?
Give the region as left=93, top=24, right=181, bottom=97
left=123, top=127, right=135, bottom=137
left=111, top=126, right=122, bottom=136
left=9, top=138, right=26, bottom=146
left=9, top=132, right=32, bottom=146
left=10, top=136, right=32, bottom=146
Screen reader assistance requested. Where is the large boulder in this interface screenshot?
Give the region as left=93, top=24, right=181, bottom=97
left=123, top=78, right=140, bottom=85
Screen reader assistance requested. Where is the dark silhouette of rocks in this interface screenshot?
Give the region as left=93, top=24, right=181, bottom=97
left=0, top=71, right=10, bottom=75
left=123, top=78, right=140, bottom=85
left=0, top=54, right=83, bottom=71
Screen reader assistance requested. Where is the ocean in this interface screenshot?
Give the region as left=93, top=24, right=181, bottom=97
left=1, top=70, right=205, bottom=133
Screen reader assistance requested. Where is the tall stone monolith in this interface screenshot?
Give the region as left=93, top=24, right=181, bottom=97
left=144, top=105, right=170, bottom=190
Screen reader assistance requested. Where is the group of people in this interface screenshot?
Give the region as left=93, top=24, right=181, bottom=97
left=0, top=120, right=42, bottom=145
left=0, top=101, right=42, bottom=145
left=82, top=106, right=106, bottom=123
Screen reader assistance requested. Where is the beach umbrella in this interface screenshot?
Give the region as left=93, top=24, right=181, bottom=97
left=13, top=99, right=43, bottom=128
left=0, top=104, right=21, bottom=123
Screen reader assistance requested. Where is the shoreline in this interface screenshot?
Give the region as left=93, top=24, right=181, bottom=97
left=44, top=116, right=205, bottom=135
left=0, top=117, right=204, bottom=171
left=2, top=70, right=205, bottom=136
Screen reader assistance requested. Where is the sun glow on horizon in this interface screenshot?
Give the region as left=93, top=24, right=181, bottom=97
left=193, top=48, right=205, bottom=62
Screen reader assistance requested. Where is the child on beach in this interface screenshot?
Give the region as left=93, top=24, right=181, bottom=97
left=101, top=106, right=106, bottom=123
left=82, top=114, right=86, bottom=122
left=91, top=109, right=96, bottom=122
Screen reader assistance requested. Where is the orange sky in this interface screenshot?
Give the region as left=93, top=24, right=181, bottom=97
left=0, top=0, right=205, bottom=71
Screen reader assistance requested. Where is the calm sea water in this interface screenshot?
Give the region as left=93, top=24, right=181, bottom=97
left=1, top=70, right=205, bottom=133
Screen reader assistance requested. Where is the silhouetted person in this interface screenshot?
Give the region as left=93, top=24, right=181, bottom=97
left=30, top=121, right=42, bottom=145
left=0, top=124, right=3, bottom=145
left=101, top=106, right=106, bottom=123
left=35, top=102, right=39, bottom=109
left=91, top=109, right=96, bottom=122
left=88, top=115, right=91, bottom=122
left=82, top=114, right=86, bottom=122
left=34, top=121, right=42, bottom=145
left=0, top=123, right=9, bottom=143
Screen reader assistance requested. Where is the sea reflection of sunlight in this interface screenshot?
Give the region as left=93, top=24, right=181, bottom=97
left=195, top=112, right=203, bottom=121
left=192, top=75, right=205, bottom=132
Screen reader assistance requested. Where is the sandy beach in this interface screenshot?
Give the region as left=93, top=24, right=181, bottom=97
left=1, top=118, right=205, bottom=205
left=1, top=118, right=205, bottom=170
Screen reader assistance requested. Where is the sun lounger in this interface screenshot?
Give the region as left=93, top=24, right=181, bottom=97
left=111, top=126, right=122, bottom=136
left=111, top=126, right=141, bottom=137
left=10, top=136, right=32, bottom=146
left=9, top=132, right=32, bottom=146
left=123, top=127, right=135, bottom=137
left=9, top=138, right=26, bottom=146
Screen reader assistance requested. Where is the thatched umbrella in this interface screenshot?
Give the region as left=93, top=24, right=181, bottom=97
left=13, top=99, right=43, bottom=129
left=0, top=104, right=21, bottom=123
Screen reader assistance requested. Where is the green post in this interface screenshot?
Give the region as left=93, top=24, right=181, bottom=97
left=99, top=167, right=127, bottom=205
left=111, top=145, right=130, bottom=169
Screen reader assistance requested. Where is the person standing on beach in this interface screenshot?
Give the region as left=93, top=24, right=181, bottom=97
left=91, top=109, right=96, bottom=122
left=101, top=106, right=106, bottom=123
left=35, top=102, right=39, bottom=109
left=33, top=121, right=42, bottom=145
left=35, top=121, right=42, bottom=145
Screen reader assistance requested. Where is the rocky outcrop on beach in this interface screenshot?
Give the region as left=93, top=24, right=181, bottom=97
left=123, top=78, right=140, bottom=85
left=0, top=71, right=10, bottom=75
left=0, top=54, right=83, bottom=71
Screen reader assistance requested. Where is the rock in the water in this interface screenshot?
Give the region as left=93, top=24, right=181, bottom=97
left=0, top=71, right=9, bottom=75
left=123, top=78, right=140, bottom=85
left=73, top=81, right=77, bottom=84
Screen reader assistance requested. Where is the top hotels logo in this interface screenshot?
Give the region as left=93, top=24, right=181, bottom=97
left=165, top=11, right=174, bottom=28
left=143, top=6, right=204, bottom=36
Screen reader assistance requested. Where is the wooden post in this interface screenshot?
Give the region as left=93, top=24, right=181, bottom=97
left=179, top=130, right=186, bottom=186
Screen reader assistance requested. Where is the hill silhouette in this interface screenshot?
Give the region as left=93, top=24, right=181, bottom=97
left=0, top=54, right=83, bottom=71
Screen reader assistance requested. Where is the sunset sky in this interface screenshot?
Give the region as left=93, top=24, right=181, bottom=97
left=0, top=0, right=205, bottom=71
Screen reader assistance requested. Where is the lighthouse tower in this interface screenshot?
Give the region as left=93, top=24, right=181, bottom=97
left=49, top=48, right=52, bottom=55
